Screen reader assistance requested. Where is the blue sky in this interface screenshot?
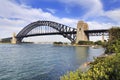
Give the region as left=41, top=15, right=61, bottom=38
left=14, top=0, right=86, bottom=18
left=12, top=0, right=120, bottom=22
left=0, top=0, right=120, bottom=42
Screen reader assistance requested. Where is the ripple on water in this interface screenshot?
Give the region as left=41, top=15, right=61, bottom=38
left=0, top=44, right=104, bottom=80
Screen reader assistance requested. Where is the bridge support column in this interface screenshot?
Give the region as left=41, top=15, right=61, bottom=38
left=76, top=21, right=89, bottom=43
left=102, top=34, right=104, bottom=42
left=11, top=32, right=17, bottom=44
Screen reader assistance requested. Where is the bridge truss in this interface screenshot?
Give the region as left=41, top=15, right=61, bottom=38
left=1, top=21, right=109, bottom=43
left=16, top=21, right=77, bottom=43
left=85, top=29, right=109, bottom=36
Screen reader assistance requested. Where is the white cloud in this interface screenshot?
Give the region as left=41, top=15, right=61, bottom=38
left=0, top=0, right=78, bottom=42
left=0, top=0, right=117, bottom=42
left=0, top=18, right=24, bottom=38
left=46, top=8, right=56, bottom=14
left=104, top=9, right=120, bottom=23
left=58, top=0, right=104, bottom=19
left=57, top=0, right=120, bottom=24
left=87, top=21, right=113, bottom=30
left=0, top=0, right=59, bottom=22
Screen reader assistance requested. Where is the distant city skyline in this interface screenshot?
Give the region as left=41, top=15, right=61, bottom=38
left=0, top=0, right=120, bottom=42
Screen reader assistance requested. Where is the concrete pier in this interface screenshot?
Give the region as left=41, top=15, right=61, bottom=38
left=11, top=33, right=17, bottom=44
left=101, top=34, right=105, bottom=42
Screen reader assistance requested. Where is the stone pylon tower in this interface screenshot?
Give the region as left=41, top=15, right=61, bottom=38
left=11, top=32, right=17, bottom=44
left=76, top=21, right=89, bottom=43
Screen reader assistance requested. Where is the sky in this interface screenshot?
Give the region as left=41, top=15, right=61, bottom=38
left=0, top=0, right=120, bottom=42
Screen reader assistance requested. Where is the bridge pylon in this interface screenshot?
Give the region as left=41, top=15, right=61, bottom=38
left=101, top=34, right=105, bottom=42
left=11, top=32, right=17, bottom=44
left=76, top=21, right=89, bottom=43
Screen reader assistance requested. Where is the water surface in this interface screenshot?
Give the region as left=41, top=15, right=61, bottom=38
left=0, top=44, right=104, bottom=80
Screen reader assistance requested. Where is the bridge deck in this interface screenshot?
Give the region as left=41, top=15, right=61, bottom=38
left=1, top=29, right=109, bottom=42
left=85, top=29, right=108, bottom=33
left=20, top=32, right=76, bottom=38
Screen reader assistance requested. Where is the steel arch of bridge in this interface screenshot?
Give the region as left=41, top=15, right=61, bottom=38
left=16, top=21, right=77, bottom=43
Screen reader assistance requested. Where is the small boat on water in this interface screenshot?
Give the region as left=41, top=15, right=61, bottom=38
left=91, top=45, right=99, bottom=49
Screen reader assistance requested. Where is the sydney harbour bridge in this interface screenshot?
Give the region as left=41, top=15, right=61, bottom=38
left=2, top=20, right=109, bottom=43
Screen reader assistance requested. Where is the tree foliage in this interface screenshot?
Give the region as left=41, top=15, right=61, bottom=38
left=109, top=27, right=120, bottom=41
left=78, top=41, right=94, bottom=45
left=94, top=40, right=103, bottom=45
left=61, top=27, right=120, bottom=80
left=53, top=42, right=63, bottom=45
left=105, top=27, right=120, bottom=54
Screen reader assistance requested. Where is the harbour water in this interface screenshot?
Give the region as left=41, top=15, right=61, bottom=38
left=0, top=44, right=104, bottom=80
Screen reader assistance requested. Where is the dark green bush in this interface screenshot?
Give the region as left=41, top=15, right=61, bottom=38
left=94, top=40, right=103, bottom=45
left=53, top=42, right=63, bottom=45
left=78, top=41, right=94, bottom=45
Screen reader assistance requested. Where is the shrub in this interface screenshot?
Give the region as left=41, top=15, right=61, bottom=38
left=94, top=40, right=103, bottom=45
left=53, top=42, right=63, bottom=45
left=78, top=41, right=94, bottom=45
left=61, top=53, right=120, bottom=80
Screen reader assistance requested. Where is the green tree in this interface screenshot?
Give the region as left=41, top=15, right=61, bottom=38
left=78, top=41, right=94, bottom=45
left=105, top=27, right=120, bottom=54
left=109, top=27, right=120, bottom=41
left=94, top=40, right=103, bottom=45
left=61, top=27, right=120, bottom=80
left=53, top=42, right=63, bottom=45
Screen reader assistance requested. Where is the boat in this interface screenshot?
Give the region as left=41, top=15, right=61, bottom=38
left=91, top=45, right=98, bottom=49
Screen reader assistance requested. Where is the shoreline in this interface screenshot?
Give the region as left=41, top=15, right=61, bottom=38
left=80, top=52, right=115, bottom=72
left=53, top=44, right=103, bottom=47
